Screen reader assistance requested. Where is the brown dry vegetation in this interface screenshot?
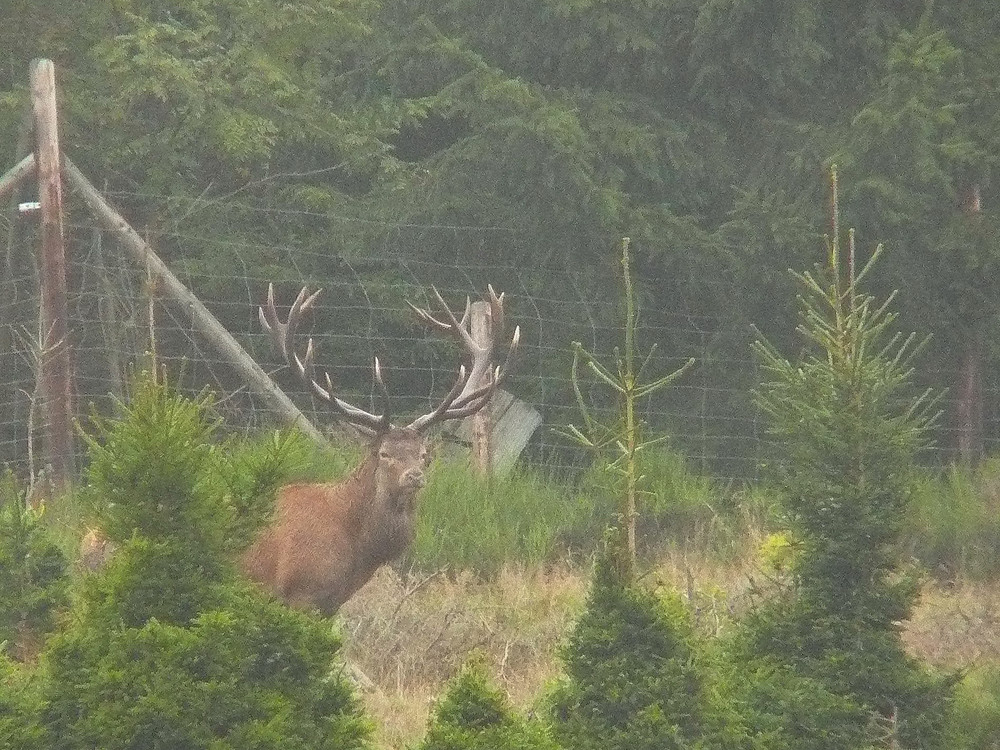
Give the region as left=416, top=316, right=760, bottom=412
left=340, top=560, right=1000, bottom=749
left=904, top=582, right=1000, bottom=669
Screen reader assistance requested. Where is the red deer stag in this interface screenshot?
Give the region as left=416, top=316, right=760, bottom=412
left=240, top=283, right=518, bottom=615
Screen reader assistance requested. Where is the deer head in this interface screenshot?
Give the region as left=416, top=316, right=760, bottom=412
left=241, top=283, right=518, bottom=614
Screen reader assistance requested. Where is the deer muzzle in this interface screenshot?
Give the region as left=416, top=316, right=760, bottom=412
left=401, top=467, right=426, bottom=490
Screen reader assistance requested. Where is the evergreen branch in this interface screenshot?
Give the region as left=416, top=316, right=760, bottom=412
left=553, top=424, right=595, bottom=448
left=570, top=342, right=600, bottom=438
left=634, top=358, right=696, bottom=399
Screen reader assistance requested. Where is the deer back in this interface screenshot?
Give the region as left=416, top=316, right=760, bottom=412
left=240, top=428, right=429, bottom=614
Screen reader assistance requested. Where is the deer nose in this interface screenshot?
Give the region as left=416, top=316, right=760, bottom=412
left=402, top=467, right=426, bottom=489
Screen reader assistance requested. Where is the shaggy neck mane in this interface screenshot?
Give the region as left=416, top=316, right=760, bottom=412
left=348, top=444, right=380, bottom=484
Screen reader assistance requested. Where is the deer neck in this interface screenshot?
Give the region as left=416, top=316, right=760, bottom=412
left=348, top=451, right=418, bottom=568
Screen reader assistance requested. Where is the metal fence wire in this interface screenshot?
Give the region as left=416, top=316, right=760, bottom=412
left=1, top=196, right=998, bottom=486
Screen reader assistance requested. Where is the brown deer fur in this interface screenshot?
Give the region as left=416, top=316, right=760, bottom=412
left=240, top=427, right=430, bottom=615
left=79, top=527, right=117, bottom=572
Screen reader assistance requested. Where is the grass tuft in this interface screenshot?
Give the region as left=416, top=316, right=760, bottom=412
left=904, top=459, right=1000, bottom=580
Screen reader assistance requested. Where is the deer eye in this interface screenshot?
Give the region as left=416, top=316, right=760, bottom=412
left=379, top=449, right=391, bottom=460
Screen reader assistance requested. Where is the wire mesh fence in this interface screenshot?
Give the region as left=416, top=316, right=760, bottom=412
left=1, top=189, right=999, bottom=487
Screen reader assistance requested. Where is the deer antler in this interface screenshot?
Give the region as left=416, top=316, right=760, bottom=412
left=261, top=283, right=518, bottom=436
left=260, top=284, right=390, bottom=436
left=405, top=284, right=519, bottom=432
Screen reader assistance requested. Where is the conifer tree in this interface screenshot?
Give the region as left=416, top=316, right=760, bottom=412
left=419, top=657, right=557, bottom=750
left=0, top=477, right=68, bottom=661
left=841, top=13, right=1000, bottom=462
left=739, top=170, right=952, bottom=747
left=548, top=543, right=709, bottom=750
left=35, top=376, right=371, bottom=750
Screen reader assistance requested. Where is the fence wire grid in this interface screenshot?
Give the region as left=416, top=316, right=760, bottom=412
left=1, top=190, right=998, bottom=487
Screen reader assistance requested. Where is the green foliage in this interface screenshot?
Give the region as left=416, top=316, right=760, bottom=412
left=0, top=476, right=69, bottom=659
left=205, top=428, right=321, bottom=554
left=81, top=375, right=308, bottom=567
left=945, top=663, right=1000, bottom=750
left=38, top=0, right=380, bottom=193
left=709, top=652, right=876, bottom=750
left=419, top=657, right=557, bottom=750
left=40, top=591, right=369, bottom=750
left=690, top=0, right=826, bottom=122
left=408, top=447, right=754, bottom=573
left=81, top=380, right=222, bottom=563
left=846, top=26, right=975, bottom=227
left=548, top=547, right=709, bottom=750
left=732, top=594, right=951, bottom=747
left=34, top=376, right=371, bottom=749
left=0, top=655, right=46, bottom=750
left=2, top=0, right=999, bottom=484
left=409, top=458, right=591, bottom=573
left=753, top=184, right=935, bottom=618
left=904, top=460, right=1000, bottom=580
left=840, top=16, right=1000, bottom=386
left=747, top=176, right=952, bottom=746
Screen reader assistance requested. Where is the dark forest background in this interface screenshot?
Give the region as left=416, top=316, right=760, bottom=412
left=2, top=0, right=999, bottom=473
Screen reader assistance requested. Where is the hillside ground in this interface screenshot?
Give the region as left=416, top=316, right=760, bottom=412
left=340, top=557, right=1000, bottom=749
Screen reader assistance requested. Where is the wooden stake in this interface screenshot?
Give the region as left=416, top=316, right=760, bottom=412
left=468, top=300, right=493, bottom=474
left=30, top=59, right=74, bottom=490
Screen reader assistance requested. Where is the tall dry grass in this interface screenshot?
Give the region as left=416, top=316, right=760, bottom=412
left=339, top=548, right=765, bottom=749
left=340, top=556, right=1000, bottom=749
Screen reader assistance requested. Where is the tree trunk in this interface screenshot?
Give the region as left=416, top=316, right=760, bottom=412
left=955, top=335, right=984, bottom=464
left=956, top=182, right=984, bottom=464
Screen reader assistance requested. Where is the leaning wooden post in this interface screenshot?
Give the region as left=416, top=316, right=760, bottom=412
left=30, top=59, right=74, bottom=491
left=0, top=154, right=35, bottom=203
left=63, top=156, right=328, bottom=447
left=468, top=300, right=493, bottom=474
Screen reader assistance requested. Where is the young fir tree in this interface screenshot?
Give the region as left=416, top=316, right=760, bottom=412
left=418, top=657, right=558, bottom=750
left=0, top=479, right=68, bottom=750
left=735, top=170, right=952, bottom=747
left=0, top=475, right=68, bottom=662
left=548, top=540, right=710, bottom=750
left=33, top=376, right=371, bottom=750
left=561, top=238, right=693, bottom=580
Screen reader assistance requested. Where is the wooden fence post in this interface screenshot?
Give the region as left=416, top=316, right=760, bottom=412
left=30, top=58, right=74, bottom=492
left=468, top=300, right=492, bottom=474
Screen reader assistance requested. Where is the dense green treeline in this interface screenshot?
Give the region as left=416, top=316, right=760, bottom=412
left=1, top=1, right=999, bottom=465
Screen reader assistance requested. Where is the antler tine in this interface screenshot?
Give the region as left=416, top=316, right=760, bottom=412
left=285, top=286, right=322, bottom=358
left=405, top=285, right=519, bottom=433
left=406, top=287, right=473, bottom=344
left=371, top=357, right=392, bottom=429
left=406, top=365, right=472, bottom=432
left=487, top=284, right=505, bottom=337
left=407, top=302, right=451, bottom=334
left=260, top=284, right=391, bottom=435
